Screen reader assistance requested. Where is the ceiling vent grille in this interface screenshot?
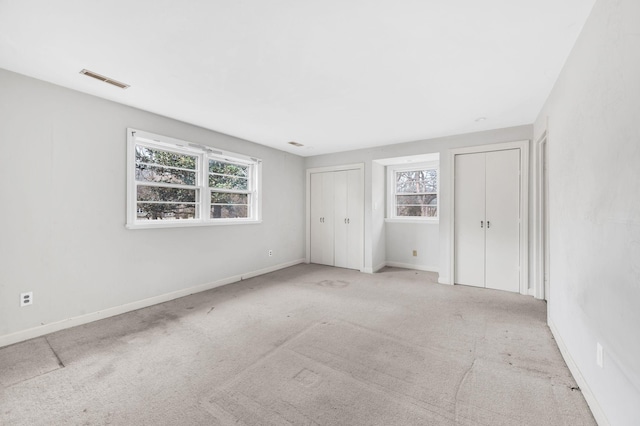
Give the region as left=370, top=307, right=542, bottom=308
left=80, top=69, right=130, bottom=89
left=288, top=141, right=304, bottom=147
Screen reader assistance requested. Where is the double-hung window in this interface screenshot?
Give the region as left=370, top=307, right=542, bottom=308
left=127, top=129, right=261, bottom=228
left=208, top=159, right=252, bottom=219
left=387, top=162, right=438, bottom=221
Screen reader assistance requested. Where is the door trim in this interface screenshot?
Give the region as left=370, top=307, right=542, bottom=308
left=448, top=140, right=530, bottom=295
left=306, top=163, right=365, bottom=271
left=533, top=131, right=549, bottom=300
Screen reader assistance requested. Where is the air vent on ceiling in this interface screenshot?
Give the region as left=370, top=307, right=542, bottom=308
left=80, top=69, right=130, bottom=89
left=288, top=141, right=304, bottom=147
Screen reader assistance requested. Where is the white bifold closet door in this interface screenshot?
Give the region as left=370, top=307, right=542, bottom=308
left=310, top=172, right=335, bottom=266
left=310, top=169, right=362, bottom=270
left=455, top=153, right=486, bottom=287
left=455, top=149, right=520, bottom=292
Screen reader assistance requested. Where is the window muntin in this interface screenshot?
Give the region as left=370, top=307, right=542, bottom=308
left=388, top=164, right=438, bottom=220
left=127, top=129, right=261, bottom=228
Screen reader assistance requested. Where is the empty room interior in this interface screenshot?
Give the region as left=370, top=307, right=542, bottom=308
left=0, top=1, right=638, bottom=425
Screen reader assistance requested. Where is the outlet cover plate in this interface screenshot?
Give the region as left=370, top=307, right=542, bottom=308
left=20, top=292, right=33, bottom=307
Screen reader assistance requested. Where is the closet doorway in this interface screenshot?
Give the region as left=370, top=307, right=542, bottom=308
left=306, top=164, right=364, bottom=271
left=449, top=141, right=529, bottom=294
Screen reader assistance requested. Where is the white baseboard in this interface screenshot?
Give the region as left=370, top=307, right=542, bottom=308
left=0, top=258, right=305, bottom=349
left=438, top=276, right=451, bottom=285
left=384, top=261, right=439, bottom=273
left=548, top=319, right=609, bottom=426
left=361, top=262, right=387, bottom=274
left=373, top=262, right=387, bottom=273
left=373, top=262, right=386, bottom=273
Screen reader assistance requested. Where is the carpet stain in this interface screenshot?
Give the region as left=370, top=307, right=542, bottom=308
left=315, top=280, right=350, bottom=288
left=293, top=368, right=321, bottom=387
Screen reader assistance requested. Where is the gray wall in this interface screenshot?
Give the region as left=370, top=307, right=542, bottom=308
left=534, top=0, right=640, bottom=423
left=304, top=125, right=533, bottom=277
left=0, top=69, right=306, bottom=342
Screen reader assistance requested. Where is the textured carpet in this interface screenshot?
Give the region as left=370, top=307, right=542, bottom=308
left=0, top=264, right=595, bottom=425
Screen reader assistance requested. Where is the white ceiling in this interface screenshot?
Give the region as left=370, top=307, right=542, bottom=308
left=0, top=0, right=595, bottom=156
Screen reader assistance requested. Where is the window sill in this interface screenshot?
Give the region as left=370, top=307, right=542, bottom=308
left=385, top=218, right=439, bottom=225
left=126, top=219, right=262, bottom=229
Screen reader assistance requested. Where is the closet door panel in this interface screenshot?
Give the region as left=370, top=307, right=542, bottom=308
left=333, top=171, right=349, bottom=268
left=485, top=149, right=520, bottom=292
left=319, top=172, right=336, bottom=266
left=346, top=169, right=363, bottom=270
left=310, top=173, right=324, bottom=265
left=455, top=153, right=486, bottom=287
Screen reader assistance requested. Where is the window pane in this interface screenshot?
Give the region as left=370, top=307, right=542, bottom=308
left=135, top=164, right=196, bottom=185
left=210, top=204, right=248, bottom=219
left=211, top=192, right=248, bottom=204
left=423, top=169, right=437, bottom=192
left=396, top=194, right=437, bottom=205
left=135, top=146, right=196, bottom=169
left=137, top=203, right=198, bottom=220
left=396, top=205, right=438, bottom=218
left=209, top=160, right=248, bottom=177
left=396, top=169, right=437, bottom=193
left=396, top=181, right=434, bottom=193
left=137, top=186, right=197, bottom=203
left=396, top=194, right=437, bottom=218
left=209, top=174, right=248, bottom=190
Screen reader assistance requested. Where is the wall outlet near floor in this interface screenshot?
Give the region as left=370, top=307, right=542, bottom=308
left=412, top=250, right=417, bottom=257
left=20, top=291, right=33, bottom=307
left=268, top=249, right=273, bottom=257
left=596, top=342, right=604, bottom=368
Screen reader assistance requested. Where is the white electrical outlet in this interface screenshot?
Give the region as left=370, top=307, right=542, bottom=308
left=268, top=249, right=273, bottom=257
left=596, top=342, right=604, bottom=368
left=20, top=292, right=33, bottom=307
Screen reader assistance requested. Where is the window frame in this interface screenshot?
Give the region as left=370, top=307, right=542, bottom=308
left=126, top=129, right=262, bottom=229
left=386, top=161, right=439, bottom=223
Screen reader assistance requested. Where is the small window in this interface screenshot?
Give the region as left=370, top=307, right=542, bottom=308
left=387, top=163, right=438, bottom=221
left=127, top=129, right=261, bottom=228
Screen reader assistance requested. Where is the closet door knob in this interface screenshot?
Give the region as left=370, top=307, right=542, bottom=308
left=481, top=220, right=484, bottom=228
left=487, top=221, right=491, bottom=228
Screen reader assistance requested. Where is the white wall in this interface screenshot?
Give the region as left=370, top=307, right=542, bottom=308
left=0, top=69, right=306, bottom=345
left=533, top=0, right=640, bottom=424
left=385, top=223, right=439, bottom=272
left=304, top=125, right=532, bottom=277
left=371, top=161, right=386, bottom=271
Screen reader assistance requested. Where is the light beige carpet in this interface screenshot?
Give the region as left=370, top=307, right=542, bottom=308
left=0, top=264, right=595, bottom=425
